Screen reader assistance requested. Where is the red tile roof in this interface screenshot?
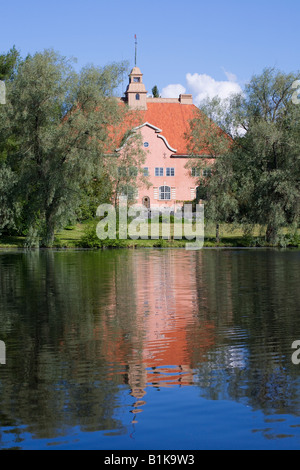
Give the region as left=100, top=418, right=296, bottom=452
left=109, top=100, right=201, bottom=155
left=138, top=102, right=199, bottom=155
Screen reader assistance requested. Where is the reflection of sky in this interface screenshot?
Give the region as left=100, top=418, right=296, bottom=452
left=1, top=384, right=300, bottom=449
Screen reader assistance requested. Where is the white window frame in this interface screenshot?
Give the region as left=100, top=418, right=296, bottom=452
left=159, top=185, right=171, bottom=200
left=155, top=167, right=164, bottom=177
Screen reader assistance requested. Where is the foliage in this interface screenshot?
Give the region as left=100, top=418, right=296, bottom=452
left=106, top=124, right=150, bottom=207
left=0, top=164, right=20, bottom=235
left=77, top=175, right=113, bottom=221
left=1, top=49, right=129, bottom=246
left=187, top=67, right=300, bottom=244
left=0, top=45, right=21, bottom=81
left=0, top=47, right=22, bottom=165
left=78, top=219, right=127, bottom=248
left=152, top=85, right=159, bottom=98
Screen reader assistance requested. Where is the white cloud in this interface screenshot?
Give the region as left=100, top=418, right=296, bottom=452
left=186, top=72, right=242, bottom=106
left=161, top=70, right=243, bottom=107
left=161, top=83, right=186, bottom=98
left=222, top=68, right=237, bottom=83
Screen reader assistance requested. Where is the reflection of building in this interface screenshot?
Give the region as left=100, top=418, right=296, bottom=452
left=98, top=251, right=216, bottom=417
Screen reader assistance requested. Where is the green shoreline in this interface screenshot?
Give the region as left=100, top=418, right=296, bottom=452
left=1, top=222, right=299, bottom=249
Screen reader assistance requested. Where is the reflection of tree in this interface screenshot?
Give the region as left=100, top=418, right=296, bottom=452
left=0, top=250, right=127, bottom=444
left=193, top=250, right=300, bottom=415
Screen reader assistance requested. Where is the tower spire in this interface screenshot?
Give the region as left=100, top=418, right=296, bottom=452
left=134, top=34, right=137, bottom=67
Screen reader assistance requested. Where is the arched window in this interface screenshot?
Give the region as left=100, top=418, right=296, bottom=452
left=159, top=185, right=171, bottom=200
left=135, top=93, right=140, bottom=100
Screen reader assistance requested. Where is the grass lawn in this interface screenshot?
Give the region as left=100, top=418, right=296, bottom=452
left=56, top=221, right=254, bottom=248
left=1, top=221, right=299, bottom=249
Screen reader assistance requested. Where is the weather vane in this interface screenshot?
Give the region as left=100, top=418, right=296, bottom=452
left=134, top=34, right=137, bottom=67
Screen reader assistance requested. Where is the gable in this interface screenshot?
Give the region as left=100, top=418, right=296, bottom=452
left=133, top=122, right=177, bottom=153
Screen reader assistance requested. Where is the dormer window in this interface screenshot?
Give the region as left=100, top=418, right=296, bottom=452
left=135, top=93, right=140, bottom=100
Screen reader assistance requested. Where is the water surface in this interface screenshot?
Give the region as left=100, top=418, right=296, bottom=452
left=0, top=248, right=300, bottom=450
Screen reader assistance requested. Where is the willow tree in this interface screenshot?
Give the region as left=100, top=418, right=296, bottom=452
left=3, top=49, right=130, bottom=246
left=0, top=165, right=20, bottom=235
left=185, top=96, right=238, bottom=242
left=187, top=68, right=300, bottom=244
left=237, top=68, right=300, bottom=243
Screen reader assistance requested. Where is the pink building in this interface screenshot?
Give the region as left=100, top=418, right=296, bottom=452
left=116, top=66, right=213, bottom=212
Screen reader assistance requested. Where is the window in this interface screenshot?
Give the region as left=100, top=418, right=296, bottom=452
left=135, top=93, right=140, bottom=100
left=133, top=77, right=140, bottom=83
left=166, top=167, right=175, bottom=176
left=203, top=168, right=212, bottom=177
left=159, top=185, right=171, bottom=200
left=192, top=167, right=201, bottom=177
left=144, top=167, right=149, bottom=176
left=155, top=167, right=164, bottom=176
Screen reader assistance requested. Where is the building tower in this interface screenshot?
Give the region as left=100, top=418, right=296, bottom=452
left=125, top=67, right=148, bottom=110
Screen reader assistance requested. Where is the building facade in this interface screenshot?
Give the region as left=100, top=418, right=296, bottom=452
left=117, top=66, right=213, bottom=212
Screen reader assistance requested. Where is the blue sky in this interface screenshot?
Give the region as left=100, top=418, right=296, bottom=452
left=1, top=0, right=299, bottom=104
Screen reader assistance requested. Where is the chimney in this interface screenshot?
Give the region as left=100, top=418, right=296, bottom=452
left=179, top=94, right=193, bottom=105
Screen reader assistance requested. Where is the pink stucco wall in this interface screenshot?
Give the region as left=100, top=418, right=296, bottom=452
left=136, top=125, right=199, bottom=211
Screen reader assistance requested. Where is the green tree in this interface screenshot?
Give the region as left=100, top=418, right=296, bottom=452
left=0, top=45, right=20, bottom=81
left=0, top=46, right=22, bottom=164
left=188, top=68, right=300, bottom=244
left=185, top=97, right=236, bottom=241
left=235, top=68, right=300, bottom=243
left=0, top=165, right=20, bottom=234
left=3, top=49, right=129, bottom=246
left=77, top=175, right=113, bottom=221
left=106, top=127, right=150, bottom=207
left=152, top=85, right=159, bottom=98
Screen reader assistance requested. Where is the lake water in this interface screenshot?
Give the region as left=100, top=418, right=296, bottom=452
left=0, top=248, right=300, bottom=450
